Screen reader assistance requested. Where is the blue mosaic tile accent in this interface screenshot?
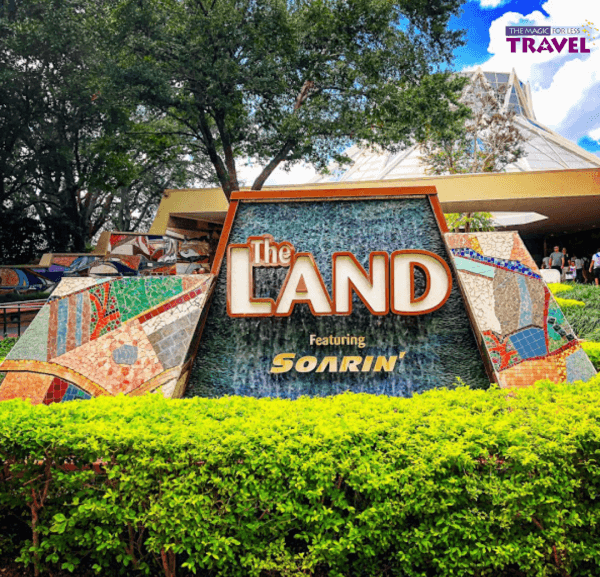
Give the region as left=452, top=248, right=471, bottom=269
left=75, top=292, right=83, bottom=347
left=517, top=276, right=533, bottom=328
left=62, top=384, right=92, bottom=402
left=112, top=344, right=138, bottom=365
left=509, top=327, right=548, bottom=360
left=453, top=257, right=496, bottom=278
left=56, top=298, right=69, bottom=356
left=451, top=248, right=541, bottom=280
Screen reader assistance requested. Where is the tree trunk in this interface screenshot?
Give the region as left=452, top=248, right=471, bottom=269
left=251, top=139, right=295, bottom=190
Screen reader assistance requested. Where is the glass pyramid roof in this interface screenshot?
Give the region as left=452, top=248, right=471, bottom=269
left=310, top=68, right=600, bottom=183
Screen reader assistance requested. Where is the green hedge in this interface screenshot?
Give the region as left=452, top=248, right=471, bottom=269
left=3, top=383, right=600, bottom=576
left=550, top=283, right=600, bottom=342
left=0, top=337, right=17, bottom=361
left=582, top=342, right=600, bottom=371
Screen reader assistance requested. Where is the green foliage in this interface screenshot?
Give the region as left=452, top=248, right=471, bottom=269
left=554, top=283, right=600, bottom=342
left=419, top=71, right=526, bottom=176
left=111, top=0, right=467, bottom=197
left=0, top=338, right=17, bottom=361
left=445, top=212, right=495, bottom=232
left=4, top=384, right=600, bottom=576
left=581, top=342, right=600, bottom=371
left=0, top=0, right=205, bottom=254
left=548, top=283, right=574, bottom=295
left=555, top=297, right=586, bottom=308
left=0, top=290, right=51, bottom=303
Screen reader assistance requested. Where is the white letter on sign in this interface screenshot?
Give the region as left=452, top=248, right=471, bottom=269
left=390, top=250, right=452, bottom=315
left=333, top=252, right=388, bottom=314
left=227, top=246, right=272, bottom=316
left=275, top=254, right=333, bottom=316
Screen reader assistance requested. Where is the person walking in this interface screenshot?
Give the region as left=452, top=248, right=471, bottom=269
left=574, top=255, right=584, bottom=283
left=561, top=248, right=570, bottom=281
left=590, top=249, right=600, bottom=286
left=541, top=254, right=550, bottom=269
left=549, top=246, right=564, bottom=274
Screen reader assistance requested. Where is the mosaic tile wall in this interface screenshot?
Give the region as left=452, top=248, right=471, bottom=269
left=446, top=232, right=596, bottom=386
left=0, top=232, right=217, bottom=296
left=0, top=275, right=214, bottom=404
left=0, top=257, right=98, bottom=295
left=188, top=198, right=489, bottom=399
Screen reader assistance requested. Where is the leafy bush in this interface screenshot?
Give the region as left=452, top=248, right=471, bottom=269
left=3, top=383, right=600, bottom=576
left=0, top=290, right=51, bottom=304
left=548, top=282, right=573, bottom=295
left=582, top=342, right=600, bottom=371
left=0, top=337, right=17, bottom=361
left=555, top=297, right=586, bottom=308
left=554, top=284, right=600, bottom=341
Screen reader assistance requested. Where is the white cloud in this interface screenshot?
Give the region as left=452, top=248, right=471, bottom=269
left=478, top=0, right=508, bottom=9
left=589, top=127, right=600, bottom=140
left=464, top=0, right=600, bottom=146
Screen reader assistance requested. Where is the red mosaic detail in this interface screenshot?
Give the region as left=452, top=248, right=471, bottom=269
left=483, top=330, right=521, bottom=371
left=145, top=265, right=177, bottom=275
left=115, top=255, right=142, bottom=270
left=0, top=269, right=19, bottom=287
left=52, top=256, right=78, bottom=267
left=90, top=282, right=121, bottom=341
left=445, top=235, right=472, bottom=250
left=543, top=286, right=551, bottom=351
left=109, top=234, right=129, bottom=248
left=42, top=377, right=70, bottom=405
left=137, top=285, right=207, bottom=324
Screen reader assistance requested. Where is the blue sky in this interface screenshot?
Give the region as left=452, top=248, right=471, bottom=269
left=449, top=0, right=600, bottom=156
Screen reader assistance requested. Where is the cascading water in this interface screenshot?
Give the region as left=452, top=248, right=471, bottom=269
left=187, top=198, right=488, bottom=399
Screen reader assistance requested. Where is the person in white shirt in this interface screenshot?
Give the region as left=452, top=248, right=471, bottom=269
left=590, top=249, right=600, bottom=286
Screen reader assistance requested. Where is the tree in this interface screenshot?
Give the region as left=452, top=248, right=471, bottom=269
left=420, top=71, right=526, bottom=175
left=110, top=0, right=467, bottom=199
left=419, top=71, right=528, bottom=232
left=0, top=0, right=208, bottom=255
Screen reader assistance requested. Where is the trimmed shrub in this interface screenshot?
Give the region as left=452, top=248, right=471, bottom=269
left=555, top=284, right=600, bottom=342
left=3, top=383, right=600, bottom=576
left=582, top=342, right=600, bottom=371
left=548, top=282, right=573, bottom=295
left=555, top=297, right=586, bottom=308
left=0, top=337, right=17, bottom=361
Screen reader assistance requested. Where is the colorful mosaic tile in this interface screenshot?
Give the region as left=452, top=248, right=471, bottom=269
left=140, top=280, right=211, bottom=335
left=62, top=383, right=92, bottom=402
left=53, top=319, right=164, bottom=395
left=0, top=275, right=215, bottom=403
left=50, top=277, right=106, bottom=299
left=111, top=277, right=183, bottom=323
left=451, top=247, right=541, bottom=280
left=0, top=372, right=53, bottom=403
left=483, top=330, right=523, bottom=371
left=566, top=347, right=594, bottom=383
left=89, top=282, right=121, bottom=340
left=447, top=231, right=596, bottom=387
left=509, top=327, right=547, bottom=359
left=42, top=377, right=70, bottom=405
left=6, top=304, right=50, bottom=362
left=457, top=272, right=501, bottom=333
left=476, top=234, right=513, bottom=260
left=112, top=344, right=138, bottom=365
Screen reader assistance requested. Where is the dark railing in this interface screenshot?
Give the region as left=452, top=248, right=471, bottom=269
left=0, top=299, right=47, bottom=338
